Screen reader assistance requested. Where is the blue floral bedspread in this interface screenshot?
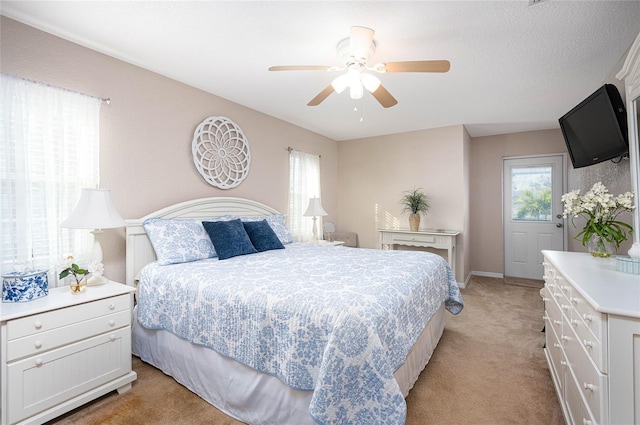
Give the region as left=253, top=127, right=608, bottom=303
left=137, top=243, right=463, bottom=424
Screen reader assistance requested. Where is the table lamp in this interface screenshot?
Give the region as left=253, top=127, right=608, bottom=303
left=303, top=197, right=328, bottom=242
left=61, top=188, right=125, bottom=284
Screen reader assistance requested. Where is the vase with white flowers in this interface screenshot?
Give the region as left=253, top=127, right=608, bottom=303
left=59, top=255, right=89, bottom=293
left=562, top=182, right=635, bottom=258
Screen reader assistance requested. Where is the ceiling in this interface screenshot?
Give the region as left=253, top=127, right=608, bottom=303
left=2, top=1, right=640, bottom=141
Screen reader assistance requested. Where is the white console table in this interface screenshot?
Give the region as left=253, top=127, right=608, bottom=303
left=378, top=229, right=459, bottom=280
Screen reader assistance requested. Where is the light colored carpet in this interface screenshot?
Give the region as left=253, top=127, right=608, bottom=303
left=47, top=276, right=564, bottom=425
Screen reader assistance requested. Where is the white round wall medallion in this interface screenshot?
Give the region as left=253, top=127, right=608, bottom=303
left=192, top=116, right=251, bottom=189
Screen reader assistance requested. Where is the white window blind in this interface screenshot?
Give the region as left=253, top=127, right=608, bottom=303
left=1, top=74, right=100, bottom=285
left=288, top=149, right=322, bottom=242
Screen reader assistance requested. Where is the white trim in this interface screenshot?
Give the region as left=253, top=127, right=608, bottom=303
left=470, top=271, right=505, bottom=279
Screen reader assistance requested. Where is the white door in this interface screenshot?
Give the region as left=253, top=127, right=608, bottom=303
left=503, top=155, right=565, bottom=280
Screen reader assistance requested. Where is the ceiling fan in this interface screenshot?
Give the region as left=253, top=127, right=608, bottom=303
left=269, top=26, right=450, bottom=108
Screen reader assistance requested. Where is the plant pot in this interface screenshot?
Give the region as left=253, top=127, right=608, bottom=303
left=70, top=277, right=87, bottom=294
left=409, top=213, right=420, bottom=231
left=588, top=234, right=615, bottom=258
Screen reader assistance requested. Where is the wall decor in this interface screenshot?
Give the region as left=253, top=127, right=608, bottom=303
left=192, top=116, right=251, bottom=189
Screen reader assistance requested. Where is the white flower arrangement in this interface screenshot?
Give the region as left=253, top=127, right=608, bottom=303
left=561, top=182, right=634, bottom=250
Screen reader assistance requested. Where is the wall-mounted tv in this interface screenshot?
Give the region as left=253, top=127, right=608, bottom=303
left=559, top=84, right=628, bottom=169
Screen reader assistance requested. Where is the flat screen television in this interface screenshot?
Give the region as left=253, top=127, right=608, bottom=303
left=559, top=84, right=628, bottom=168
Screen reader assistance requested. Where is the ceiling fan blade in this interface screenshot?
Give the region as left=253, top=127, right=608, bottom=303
left=307, top=85, right=335, bottom=106
left=269, top=65, right=331, bottom=71
left=349, top=26, right=375, bottom=60
left=370, top=84, right=398, bottom=108
left=383, top=60, right=451, bottom=73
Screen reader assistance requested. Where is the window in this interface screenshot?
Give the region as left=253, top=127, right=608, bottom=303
left=287, top=149, right=322, bottom=242
left=1, top=74, right=101, bottom=284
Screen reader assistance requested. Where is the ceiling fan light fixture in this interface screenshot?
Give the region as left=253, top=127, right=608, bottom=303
left=331, top=74, right=349, bottom=94
left=361, top=73, right=381, bottom=92
left=350, top=81, right=364, bottom=100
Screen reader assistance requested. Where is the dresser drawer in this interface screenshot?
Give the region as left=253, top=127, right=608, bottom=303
left=6, top=309, right=130, bottom=362
left=545, top=313, right=565, bottom=394
left=569, top=291, right=605, bottom=344
left=6, top=294, right=130, bottom=340
left=565, top=365, right=598, bottom=425
left=545, top=287, right=564, bottom=335
left=563, top=322, right=608, bottom=424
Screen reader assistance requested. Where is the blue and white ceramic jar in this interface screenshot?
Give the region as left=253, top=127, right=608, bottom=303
left=2, top=269, right=49, bottom=302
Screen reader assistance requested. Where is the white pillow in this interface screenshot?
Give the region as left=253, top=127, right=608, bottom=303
left=143, top=218, right=221, bottom=265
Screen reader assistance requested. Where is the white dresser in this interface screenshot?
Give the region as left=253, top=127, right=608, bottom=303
left=542, top=250, right=640, bottom=425
left=0, top=282, right=137, bottom=424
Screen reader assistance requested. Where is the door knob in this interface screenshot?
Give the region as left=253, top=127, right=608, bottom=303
left=556, top=223, right=563, bottom=228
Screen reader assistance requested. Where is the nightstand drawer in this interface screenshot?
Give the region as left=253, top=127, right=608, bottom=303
left=6, top=309, right=130, bottom=362
left=7, top=294, right=130, bottom=340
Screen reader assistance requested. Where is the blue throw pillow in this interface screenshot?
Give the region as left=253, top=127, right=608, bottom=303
left=243, top=220, right=285, bottom=252
left=202, top=219, right=257, bottom=260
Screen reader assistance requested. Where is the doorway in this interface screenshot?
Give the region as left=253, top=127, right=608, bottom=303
left=503, top=155, right=566, bottom=280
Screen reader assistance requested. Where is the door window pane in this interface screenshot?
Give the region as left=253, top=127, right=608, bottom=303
left=511, top=166, right=552, bottom=222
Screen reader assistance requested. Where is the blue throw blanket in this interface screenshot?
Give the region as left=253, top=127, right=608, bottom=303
left=137, top=243, right=463, bottom=424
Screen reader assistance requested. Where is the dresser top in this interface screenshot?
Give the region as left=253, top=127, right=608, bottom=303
left=542, top=250, right=640, bottom=318
left=0, top=281, right=135, bottom=321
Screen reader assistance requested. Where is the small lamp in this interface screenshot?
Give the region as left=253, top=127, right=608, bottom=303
left=61, top=188, right=125, bottom=284
left=303, top=197, right=328, bottom=242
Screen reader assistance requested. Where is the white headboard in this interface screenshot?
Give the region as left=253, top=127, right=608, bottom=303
left=125, top=197, right=281, bottom=287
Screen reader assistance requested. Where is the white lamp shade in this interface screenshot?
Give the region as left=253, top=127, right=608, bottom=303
left=303, top=198, right=328, bottom=217
left=61, top=188, right=125, bottom=229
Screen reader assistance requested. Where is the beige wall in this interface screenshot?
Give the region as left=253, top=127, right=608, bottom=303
left=337, top=125, right=469, bottom=282
left=1, top=17, right=338, bottom=283
left=469, top=129, right=568, bottom=276
left=4, top=17, right=634, bottom=286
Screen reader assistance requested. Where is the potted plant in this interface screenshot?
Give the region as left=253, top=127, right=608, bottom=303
left=400, top=188, right=430, bottom=231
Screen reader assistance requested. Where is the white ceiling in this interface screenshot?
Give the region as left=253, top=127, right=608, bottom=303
left=2, top=1, right=640, bottom=140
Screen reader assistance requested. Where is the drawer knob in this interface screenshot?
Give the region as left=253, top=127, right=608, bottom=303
left=109, top=303, right=115, bottom=310
left=583, top=382, right=595, bottom=391
left=583, top=339, right=594, bottom=349
left=561, top=335, right=569, bottom=342
left=583, top=314, right=593, bottom=322
left=571, top=320, right=579, bottom=327
left=34, top=340, right=42, bottom=349
left=553, top=343, right=561, bottom=349
left=570, top=297, right=578, bottom=304
left=583, top=419, right=593, bottom=425
left=553, top=320, right=561, bottom=326
left=110, top=334, right=116, bottom=342
left=35, top=358, right=43, bottom=367
left=109, top=320, right=116, bottom=327
left=34, top=321, right=42, bottom=330
left=561, top=304, right=570, bottom=311
left=560, top=360, right=567, bottom=367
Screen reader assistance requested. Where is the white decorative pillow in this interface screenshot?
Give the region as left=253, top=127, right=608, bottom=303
left=143, top=218, right=219, bottom=265
left=241, top=214, right=293, bottom=244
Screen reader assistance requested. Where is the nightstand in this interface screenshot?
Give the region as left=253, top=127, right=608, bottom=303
left=1, top=281, right=137, bottom=424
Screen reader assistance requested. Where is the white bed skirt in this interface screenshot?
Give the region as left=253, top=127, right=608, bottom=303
left=132, top=304, right=446, bottom=424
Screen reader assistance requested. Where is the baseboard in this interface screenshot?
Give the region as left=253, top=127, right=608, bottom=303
left=470, top=271, right=504, bottom=279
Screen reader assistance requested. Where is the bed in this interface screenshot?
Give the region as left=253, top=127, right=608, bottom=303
left=125, top=197, right=463, bottom=425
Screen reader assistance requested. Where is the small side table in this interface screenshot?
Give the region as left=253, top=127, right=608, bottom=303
left=1, top=281, right=137, bottom=424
